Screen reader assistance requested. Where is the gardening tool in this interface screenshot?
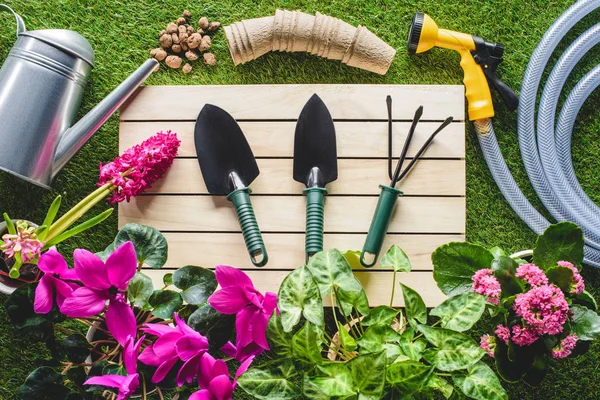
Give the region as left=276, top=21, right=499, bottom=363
left=194, top=104, right=268, bottom=267
left=293, top=94, right=338, bottom=261
left=360, top=97, right=452, bottom=267
left=407, top=12, right=518, bottom=121
left=0, top=4, right=157, bottom=189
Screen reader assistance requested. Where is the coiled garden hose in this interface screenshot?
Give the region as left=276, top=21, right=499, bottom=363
left=475, top=0, right=600, bottom=267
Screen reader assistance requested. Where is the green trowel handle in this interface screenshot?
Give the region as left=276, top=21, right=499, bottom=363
left=227, top=187, right=268, bottom=267
left=361, top=185, right=403, bottom=268
left=304, top=187, right=328, bottom=261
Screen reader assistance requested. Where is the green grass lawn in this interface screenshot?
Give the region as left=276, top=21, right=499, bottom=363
left=1, top=0, right=600, bottom=398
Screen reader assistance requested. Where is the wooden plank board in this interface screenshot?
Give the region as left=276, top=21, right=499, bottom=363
left=121, top=85, right=465, bottom=121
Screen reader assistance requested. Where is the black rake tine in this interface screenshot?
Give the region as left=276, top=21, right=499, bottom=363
left=396, top=116, right=454, bottom=182
left=391, top=105, right=423, bottom=187
left=387, top=95, right=393, bottom=181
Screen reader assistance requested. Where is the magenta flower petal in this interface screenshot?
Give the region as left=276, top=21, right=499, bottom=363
left=60, top=286, right=107, bottom=317
left=234, top=356, right=254, bottom=383
left=53, top=277, right=76, bottom=309
left=152, top=356, right=179, bottom=384
left=33, top=275, right=53, bottom=314
left=215, top=266, right=253, bottom=289
left=235, top=307, right=255, bottom=347
left=175, top=335, right=208, bottom=361
left=198, top=353, right=217, bottom=389
left=123, top=335, right=145, bottom=375
left=106, top=241, right=137, bottom=290
left=212, top=359, right=229, bottom=380
left=220, top=342, right=237, bottom=359
left=59, top=268, right=79, bottom=281
left=176, top=353, right=203, bottom=386
left=251, top=311, right=270, bottom=350
left=37, top=249, right=68, bottom=274
left=117, top=374, right=139, bottom=400
left=139, top=346, right=162, bottom=366
left=174, top=312, right=196, bottom=336
left=153, top=331, right=182, bottom=358
left=236, top=342, right=263, bottom=361
left=209, top=374, right=234, bottom=400
left=208, top=286, right=249, bottom=314
left=106, top=297, right=137, bottom=346
left=189, top=390, right=212, bottom=400
left=85, top=374, right=127, bottom=388
left=143, top=323, right=175, bottom=337
left=263, top=292, right=278, bottom=314
left=74, top=249, right=111, bottom=290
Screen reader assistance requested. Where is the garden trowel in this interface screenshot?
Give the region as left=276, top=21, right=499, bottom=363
left=194, top=104, right=268, bottom=267
left=293, top=94, right=338, bottom=261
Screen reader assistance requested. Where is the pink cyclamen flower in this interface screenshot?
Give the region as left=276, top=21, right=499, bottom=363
left=511, top=324, right=540, bottom=346
left=189, top=353, right=254, bottom=400
left=494, top=324, right=510, bottom=345
left=480, top=334, right=496, bottom=358
left=85, top=335, right=144, bottom=400
left=140, top=313, right=208, bottom=386
left=557, top=261, right=585, bottom=294
left=208, top=266, right=278, bottom=361
left=60, top=242, right=137, bottom=346
left=98, top=131, right=180, bottom=203
left=1, top=222, right=44, bottom=263
left=551, top=334, right=578, bottom=359
left=34, top=249, right=79, bottom=314
left=472, top=268, right=501, bottom=305
left=515, top=263, right=548, bottom=287
left=513, top=284, right=569, bottom=335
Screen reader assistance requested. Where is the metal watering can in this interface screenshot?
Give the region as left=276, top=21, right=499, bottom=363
left=0, top=5, right=158, bottom=188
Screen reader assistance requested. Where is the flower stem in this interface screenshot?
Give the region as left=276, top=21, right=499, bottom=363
left=54, top=325, right=73, bottom=335
left=156, top=387, right=164, bottom=400
left=330, top=292, right=341, bottom=335
left=390, top=269, right=397, bottom=307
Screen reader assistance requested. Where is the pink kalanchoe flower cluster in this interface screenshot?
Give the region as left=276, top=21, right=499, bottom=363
left=511, top=324, right=540, bottom=346
left=480, top=334, right=496, bottom=358
left=557, top=261, right=585, bottom=294
left=513, top=284, right=569, bottom=336
left=98, top=131, right=180, bottom=203
left=515, top=263, right=548, bottom=287
left=472, top=268, right=501, bottom=305
left=494, top=324, right=510, bottom=345
left=551, top=334, right=578, bottom=359
left=1, top=222, right=44, bottom=263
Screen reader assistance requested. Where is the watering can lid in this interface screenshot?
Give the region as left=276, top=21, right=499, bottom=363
left=20, top=29, right=94, bottom=67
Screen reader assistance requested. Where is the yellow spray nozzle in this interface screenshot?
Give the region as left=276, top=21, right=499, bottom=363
left=407, top=12, right=518, bottom=121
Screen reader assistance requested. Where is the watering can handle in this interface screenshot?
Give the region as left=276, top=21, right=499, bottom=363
left=0, top=4, right=26, bottom=38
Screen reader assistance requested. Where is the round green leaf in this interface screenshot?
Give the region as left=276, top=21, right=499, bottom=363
left=292, top=322, right=324, bottom=369
left=58, top=334, right=91, bottom=364
left=489, top=246, right=506, bottom=260
left=491, top=256, right=524, bottom=296
left=127, top=272, right=154, bottom=308
left=572, top=290, right=598, bottom=311
left=453, top=361, right=508, bottom=400
left=418, top=326, right=484, bottom=371
left=237, top=359, right=299, bottom=400
left=307, top=249, right=362, bottom=297
left=430, top=292, right=486, bottom=332
left=386, top=360, right=433, bottom=395
left=16, top=367, right=70, bottom=400
left=309, top=363, right=356, bottom=397
left=399, top=283, right=427, bottom=326
left=432, top=242, right=494, bottom=296
left=493, top=340, right=534, bottom=382
left=381, top=245, right=412, bottom=272
left=100, top=223, right=168, bottom=268
left=278, top=266, right=324, bottom=332
left=570, top=304, right=600, bottom=341
left=361, top=306, right=399, bottom=327
left=148, top=290, right=182, bottom=319
left=522, top=353, right=549, bottom=386
left=348, top=351, right=386, bottom=398
left=163, top=273, right=173, bottom=286
left=267, top=313, right=293, bottom=357
left=173, top=265, right=217, bottom=305
left=545, top=266, right=574, bottom=293
left=533, top=222, right=584, bottom=270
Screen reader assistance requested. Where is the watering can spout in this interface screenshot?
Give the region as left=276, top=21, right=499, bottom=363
left=51, top=58, right=158, bottom=178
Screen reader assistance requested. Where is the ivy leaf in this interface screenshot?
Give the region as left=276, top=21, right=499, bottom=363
left=348, top=351, right=386, bottom=399
left=187, top=303, right=235, bottom=351
left=361, top=306, right=399, bottom=327
left=237, top=359, right=299, bottom=400
left=426, top=374, right=454, bottom=399
left=386, top=361, right=433, bottom=396
left=148, top=290, right=182, bottom=319
left=545, top=266, right=574, bottom=293
left=357, top=325, right=401, bottom=354
left=308, top=363, right=356, bottom=397
left=570, top=305, right=600, bottom=341
left=277, top=266, right=324, bottom=332
left=418, top=326, right=484, bottom=371
left=533, top=222, right=584, bottom=270
left=491, top=256, right=524, bottom=296
left=173, top=265, right=217, bottom=305
left=337, top=285, right=370, bottom=316
left=432, top=242, right=494, bottom=296
left=430, top=292, right=486, bottom=332
left=57, top=334, right=91, bottom=364
left=99, top=223, right=168, bottom=268
left=453, top=361, right=508, bottom=400
left=127, top=272, right=154, bottom=308
left=267, top=313, right=293, bottom=357
left=381, top=245, right=411, bottom=272
left=337, top=321, right=357, bottom=351
left=15, top=367, right=71, bottom=400
left=399, top=283, right=427, bottom=326
left=307, top=249, right=362, bottom=297
left=292, top=322, right=323, bottom=369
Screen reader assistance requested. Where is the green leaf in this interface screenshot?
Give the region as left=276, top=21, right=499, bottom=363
left=572, top=290, right=598, bottom=311
left=381, top=245, right=411, bottom=272
left=307, top=249, right=362, bottom=296
left=426, top=374, right=454, bottom=399
left=570, top=304, right=600, bottom=340
left=418, top=326, right=484, bottom=371
left=522, top=353, right=549, bottom=386
left=546, top=266, right=574, bottom=293
left=292, top=322, right=323, bottom=369
left=493, top=340, right=534, bottom=382
left=187, top=303, right=235, bottom=351
left=399, top=328, right=427, bottom=361
left=430, top=292, right=486, bottom=332
left=337, top=321, right=357, bottom=351
left=309, top=363, right=356, bottom=397
left=386, top=360, right=433, bottom=395
left=343, top=250, right=363, bottom=269
left=357, top=325, right=401, bottom=354
left=3, top=213, right=16, bottom=235
left=267, top=313, right=293, bottom=357
left=491, top=256, right=524, bottom=296
left=100, top=223, right=168, bottom=268
left=127, top=272, right=154, bottom=308
left=348, top=351, right=386, bottom=399
left=489, top=246, right=506, bottom=260
left=44, top=209, right=113, bottom=248
left=278, top=266, right=324, bottom=332
left=172, top=265, right=217, bottom=305
left=361, top=306, right=399, bottom=327
left=237, top=359, right=300, bottom=400
left=533, top=222, right=584, bottom=270
left=337, top=285, right=370, bottom=316
left=16, top=367, right=71, bottom=400
left=148, top=290, right=182, bottom=319
left=399, top=283, right=427, bottom=326
left=163, top=273, right=173, bottom=286
left=453, top=361, right=508, bottom=400
left=57, top=334, right=91, bottom=364
left=40, top=196, right=62, bottom=241
left=302, top=374, right=329, bottom=400
left=432, top=242, right=495, bottom=296
left=383, top=343, right=409, bottom=364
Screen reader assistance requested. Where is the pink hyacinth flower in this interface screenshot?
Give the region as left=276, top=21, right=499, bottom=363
left=551, top=334, right=578, bottom=359
left=515, top=263, right=548, bottom=287
left=557, top=261, right=585, bottom=294
left=208, top=266, right=277, bottom=361
left=190, top=353, right=254, bottom=400
left=60, top=242, right=137, bottom=346
left=34, top=249, right=79, bottom=314
left=84, top=335, right=144, bottom=400
left=513, top=284, right=569, bottom=336
left=472, top=268, right=501, bottom=305
left=139, top=313, right=209, bottom=386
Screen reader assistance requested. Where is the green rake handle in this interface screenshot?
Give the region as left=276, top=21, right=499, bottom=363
left=360, top=185, right=403, bottom=267
left=227, top=187, right=268, bottom=267
left=304, top=187, right=328, bottom=262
